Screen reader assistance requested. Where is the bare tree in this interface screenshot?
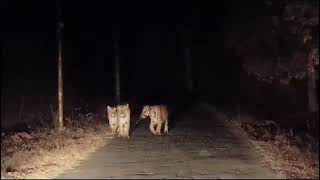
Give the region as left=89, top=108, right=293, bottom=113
left=1, top=43, right=6, bottom=123
left=307, top=48, right=319, bottom=113
left=283, top=1, right=319, bottom=113
left=18, top=95, right=25, bottom=123
left=56, top=0, right=64, bottom=131
left=185, top=43, right=193, bottom=94
left=182, top=28, right=193, bottom=94
left=114, top=34, right=121, bottom=104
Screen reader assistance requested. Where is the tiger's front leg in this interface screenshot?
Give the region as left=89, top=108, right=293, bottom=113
left=116, top=126, right=120, bottom=134
left=149, top=121, right=158, bottom=135
left=118, top=123, right=123, bottom=137
left=155, top=121, right=162, bottom=135
left=124, top=121, right=130, bottom=138
left=164, top=119, right=168, bottom=134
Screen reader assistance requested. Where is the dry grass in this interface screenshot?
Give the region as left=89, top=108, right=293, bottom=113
left=1, top=113, right=114, bottom=179
left=215, top=107, right=319, bottom=179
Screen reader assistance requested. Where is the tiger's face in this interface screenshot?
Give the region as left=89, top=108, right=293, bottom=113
left=107, top=106, right=117, bottom=118
left=107, top=106, right=118, bottom=133
left=140, top=105, right=151, bottom=119
left=117, top=104, right=130, bottom=119
left=117, top=104, right=131, bottom=138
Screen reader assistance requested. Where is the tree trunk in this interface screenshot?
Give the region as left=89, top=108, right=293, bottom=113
left=184, top=44, right=193, bottom=94
left=307, top=48, right=319, bottom=136
left=56, top=1, right=64, bottom=131
left=182, top=28, right=193, bottom=94
left=1, top=44, right=6, bottom=122
left=114, top=36, right=121, bottom=104
left=18, top=95, right=25, bottom=123
left=307, top=49, right=319, bottom=113
left=307, top=69, right=318, bottom=112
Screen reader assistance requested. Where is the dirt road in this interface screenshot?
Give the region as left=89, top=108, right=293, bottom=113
left=57, top=103, right=280, bottom=179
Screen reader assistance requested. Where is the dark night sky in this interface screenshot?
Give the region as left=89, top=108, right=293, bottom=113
left=2, top=0, right=266, bottom=106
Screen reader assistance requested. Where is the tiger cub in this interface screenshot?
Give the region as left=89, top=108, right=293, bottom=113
left=107, top=106, right=119, bottom=135
left=140, top=105, right=169, bottom=135
left=117, top=104, right=131, bottom=138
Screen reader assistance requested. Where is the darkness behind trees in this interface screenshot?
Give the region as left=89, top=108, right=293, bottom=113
left=1, top=0, right=318, bottom=136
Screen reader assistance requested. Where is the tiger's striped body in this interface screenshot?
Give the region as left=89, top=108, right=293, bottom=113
left=107, top=106, right=119, bottom=135
left=140, top=105, right=169, bottom=135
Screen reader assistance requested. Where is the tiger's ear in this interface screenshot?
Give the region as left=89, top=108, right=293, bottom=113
left=107, top=106, right=111, bottom=110
left=126, top=104, right=129, bottom=108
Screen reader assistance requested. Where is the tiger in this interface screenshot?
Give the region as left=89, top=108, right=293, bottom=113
left=140, top=105, right=169, bottom=135
left=117, top=104, right=131, bottom=138
left=107, top=106, right=119, bottom=135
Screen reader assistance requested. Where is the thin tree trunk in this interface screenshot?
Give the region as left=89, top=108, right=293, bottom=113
left=307, top=70, right=318, bottom=112
left=18, top=95, right=24, bottom=123
left=185, top=44, right=193, bottom=94
left=307, top=48, right=319, bottom=135
left=56, top=1, right=64, bottom=131
left=307, top=48, right=318, bottom=113
left=1, top=44, right=6, bottom=122
left=114, top=36, right=121, bottom=104
left=182, top=28, right=193, bottom=94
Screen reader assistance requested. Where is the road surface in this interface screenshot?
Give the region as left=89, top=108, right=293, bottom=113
left=57, top=102, right=280, bottom=179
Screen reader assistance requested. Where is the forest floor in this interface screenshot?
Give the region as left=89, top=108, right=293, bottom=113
left=217, top=105, right=319, bottom=179
left=1, top=102, right=318, bottom=179
left=1, top=113, right=114, bottom=179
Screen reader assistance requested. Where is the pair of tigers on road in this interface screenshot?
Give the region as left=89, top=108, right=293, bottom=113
left=107, top=104, right=169, bottom=138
